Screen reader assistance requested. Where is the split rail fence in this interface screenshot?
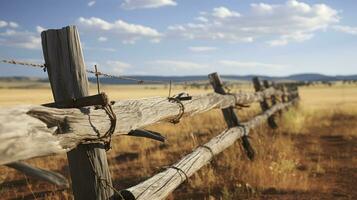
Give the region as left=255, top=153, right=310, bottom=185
left=0, top=25, right=300, bottom=200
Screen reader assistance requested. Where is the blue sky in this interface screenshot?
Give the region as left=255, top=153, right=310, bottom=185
left=0, top=0, right=357, bottom=77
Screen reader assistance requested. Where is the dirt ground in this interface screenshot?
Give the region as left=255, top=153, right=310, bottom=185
left=257, top=133, right=357, bottom=200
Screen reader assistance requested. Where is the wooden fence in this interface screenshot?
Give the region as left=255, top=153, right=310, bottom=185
left=0, top=25, right=300, bottom=200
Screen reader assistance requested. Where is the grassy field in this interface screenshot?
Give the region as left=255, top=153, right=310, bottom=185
left=0, top=81, right=356, bottom=199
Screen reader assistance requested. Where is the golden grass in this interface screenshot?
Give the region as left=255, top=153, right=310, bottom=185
left=0, top=82, right=356, bottom=199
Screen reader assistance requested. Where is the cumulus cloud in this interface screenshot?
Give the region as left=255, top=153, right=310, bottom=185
left=36, top=26, right=46, bottom=33
left=8, top=22, right=19, bottom=28
left=77, top=17, right=162, bottom=44
left=121, top=0, right=177, bottom=9
left=0, top=21, right=7, bottom=28
left=0, top=21, right=41, bottom=49
left=212, top=7, right=241, bottom=18
left=0, top=30, right=41, bottom=49
left=0, top=20, right=19, bottom=29
left=188, top=46, right=217, bottom=52
left=167, top=0, right=339, bottom=46
left=88, top=1, right=96, bottom=7
left=333, top=25, right=357, bottom=35
left=267, top=32, right=314, bottom=46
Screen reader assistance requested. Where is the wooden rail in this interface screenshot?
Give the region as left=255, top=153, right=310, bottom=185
left=6, top=162, right=68, bottom=187
left=0, top=89, right=281, bottom=165
left=118, top=100, right=297, bottom=200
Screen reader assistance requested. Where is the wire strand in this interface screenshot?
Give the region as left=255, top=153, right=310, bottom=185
left=1, top=58, right=168, bottom=84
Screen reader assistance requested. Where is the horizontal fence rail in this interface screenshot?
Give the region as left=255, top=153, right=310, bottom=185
left=118, top=100, right=297, bottom=200
left=6, top=162, right=69, bottom=187
left=0, top=88, right=282, bottom=165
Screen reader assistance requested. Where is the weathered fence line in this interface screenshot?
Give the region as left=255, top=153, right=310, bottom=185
left=117, top=99, right=297, bottom=200
left=0, top=25, right=301, bottom=200
left=0, top=88, right=282, bottom=165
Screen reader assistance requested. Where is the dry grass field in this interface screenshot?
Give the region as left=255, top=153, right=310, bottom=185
left=0, top=81, right=356, bottom=200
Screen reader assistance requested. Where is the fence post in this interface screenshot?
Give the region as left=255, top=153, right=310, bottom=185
left=252, top=77, right=278, bottom=129
left=263, top=80, right=277, bottom=106
left=208, top=72, right=255, bottom=160
left=291, top=84, right=299, bottom=106
left=41, top=26, right=113, bottom=200
left=286, top=84, right=293, bottom=102
left=279, top=84, right=287, bottom=103
left=263, top=80, right=280, bottom=117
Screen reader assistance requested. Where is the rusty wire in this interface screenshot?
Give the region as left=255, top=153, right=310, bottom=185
left=1, top=58, right=168, bottom=84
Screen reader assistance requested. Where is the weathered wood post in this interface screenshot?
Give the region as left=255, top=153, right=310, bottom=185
left=252, top=77, right=278, bottom=129
left=286, top=84, right=293, bottom=102
left=279, top=84, right=287, bottom=103
left=208, top=72, right=255, bottom=160
left=263, top=80, right=279, bottom=116
left=41, top=26, right=113, bottom=199
left=291, top=84, right=299, bottom=106
left=293, top=84, right=299, bottom=99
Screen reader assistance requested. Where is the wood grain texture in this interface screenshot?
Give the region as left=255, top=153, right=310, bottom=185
left=6, top=162, right=68, bottom=187
left=0, top=89, right=282, bottom=165
left=41, top=25, right=113, bottom=200
left=119, top=100, right=297, bottom=200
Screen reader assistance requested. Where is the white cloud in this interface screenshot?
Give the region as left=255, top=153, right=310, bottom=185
left=98, top=36, right=107, bottom=42
left=150, top=60, right=207, bottom=71
left=87, top=60, right=131, bottom=74
left=121, top=0, right=177, bottom=9
left=36, top=26, right=46, bottom=33
left=88, top=1, right=96, bottom=7
left=0, top=20, right=19, bottom=29
left=195, top=16, right=208, bottom=23
left=0, top=20, right=7, bottom=28
left=0, top=21, right=42, bottom=50
left=105, top=60, right=131, bottom=73
left=84, top=46, right=116, bottom=52
left=188, top=46, right=217, bottom=52
left=219, top=60, right=285, bottom=70
left=9, top=22, right=19, bottom=28
left=250, top=3, right=274, bottom=15
left=333, top=25, right=357, bottom=35
left=77, top=17, right=162, bottom=44
left=212, top=7, right=241, bottom=18
left=0, top=29, right=41, bottom=49
left=267, top=32, right=314, bottom=46
left=167, top=0, right=339, bottom=46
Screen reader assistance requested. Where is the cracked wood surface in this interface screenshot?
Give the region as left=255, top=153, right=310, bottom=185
left=0, top=89, right=281, bottom=165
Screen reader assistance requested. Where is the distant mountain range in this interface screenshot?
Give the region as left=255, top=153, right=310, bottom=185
left=1, top=73, right=357, bottom=84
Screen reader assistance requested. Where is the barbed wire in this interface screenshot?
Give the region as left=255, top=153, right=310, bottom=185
left=1, top=59, right=46, bottom=69
left=1, top=58, right=168, bottom=84
left=85, top=69, right=166, bottom=84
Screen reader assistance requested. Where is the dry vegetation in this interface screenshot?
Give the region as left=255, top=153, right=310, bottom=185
left=0, top=81, right=356, bottom=199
